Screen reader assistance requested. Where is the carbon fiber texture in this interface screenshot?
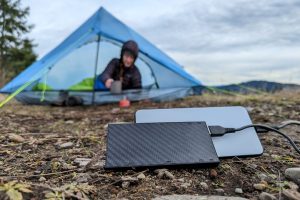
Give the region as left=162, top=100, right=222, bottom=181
left=105, top=122, right=219, bottom=169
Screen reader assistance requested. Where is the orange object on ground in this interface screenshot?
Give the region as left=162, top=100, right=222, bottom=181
left=119, top=97, right=130, bottom=108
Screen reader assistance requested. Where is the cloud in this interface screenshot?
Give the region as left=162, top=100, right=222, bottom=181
left=132, top=0, right=300, bottom=85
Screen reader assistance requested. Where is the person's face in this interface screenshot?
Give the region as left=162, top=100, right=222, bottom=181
left=122, top=51, right=135, bottom=67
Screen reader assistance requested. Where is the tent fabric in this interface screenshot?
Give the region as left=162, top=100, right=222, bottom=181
left=0, top=7, right=202, bottom=105
left=15, top=88, right=193, bottom=105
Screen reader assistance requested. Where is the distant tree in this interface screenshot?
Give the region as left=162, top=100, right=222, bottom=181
left=0, top=0, right=37, bottom=86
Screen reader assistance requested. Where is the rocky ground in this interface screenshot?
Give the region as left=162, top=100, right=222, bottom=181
left=0, top=92, right=300, bottom=200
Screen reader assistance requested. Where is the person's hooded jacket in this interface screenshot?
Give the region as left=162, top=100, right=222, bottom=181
left=99, top=40, right=142, bottom=89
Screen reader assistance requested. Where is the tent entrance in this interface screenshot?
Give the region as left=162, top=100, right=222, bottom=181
left=32, top=35, right=158, bottom=93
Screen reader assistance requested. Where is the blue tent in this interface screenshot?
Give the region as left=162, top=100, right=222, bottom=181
left=0, top=7, right=202, bottom=105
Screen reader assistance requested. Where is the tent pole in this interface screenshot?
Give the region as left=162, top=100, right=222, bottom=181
left=92, top=34, right=101, bottom=105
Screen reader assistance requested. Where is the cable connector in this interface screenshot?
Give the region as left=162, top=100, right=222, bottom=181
left=208, top=126, right=235, bottom=137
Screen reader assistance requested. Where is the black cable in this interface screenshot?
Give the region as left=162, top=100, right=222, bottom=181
left=209, top=124, right=300, bottom=154
left=253, top=121, right=300, bottom=133
left=274, top=120, right=300, bottom=130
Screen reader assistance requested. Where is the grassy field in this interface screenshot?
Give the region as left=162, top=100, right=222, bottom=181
left=0, top=92, right=300, bottom=199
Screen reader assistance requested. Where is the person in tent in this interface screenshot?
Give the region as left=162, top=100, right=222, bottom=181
left=99, top=40, right=142, bottom=90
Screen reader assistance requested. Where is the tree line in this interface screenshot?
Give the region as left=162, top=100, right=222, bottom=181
left=0, top=0, right=36, bottom=87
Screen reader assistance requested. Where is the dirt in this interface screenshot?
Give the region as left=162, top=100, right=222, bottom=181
left=0, top=92, right=300, bottom=199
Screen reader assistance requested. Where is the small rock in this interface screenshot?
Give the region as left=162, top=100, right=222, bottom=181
left=209, top=169, right=217, bottom=179
left=259, top=192, right=276, bottom=200
left=155, top=169, right=174, bottom=179
left=283, top=189, right=300, bottom=200
left=164, top=171, right=175, bottom=180
left=111, top=108, right=120, bottom=113
left=62, top=162, right=76, bottom=170
left=122, top=181, right=130, bottom=189
left=75, top=173, right=91, bottom=183
left=86, top=160, right=105, bottom=169
left=200, top=182, right=209, bottom=190
left=8, top=133, right=25, bottom=143
left=258, top=173, right=268, bottom=181
left=235, top=188, right=243, bottom=194
left=34, top=170, right=41, bottom=174
left=137, top=173, right=146, bottom=180
left=65, top=120, right=74, bottom=124
left=249, top=164, right=258, bottom=169
left=177, top=178, right=185, bottom=183
left=156, top=186, right=163, bottom=190
left=246, top=107, right=254, bottom=112
left=180, top=183, right=191, bottom=189
left=154, top=169, right=167, bottom=174
left=74, top=158, right=91, bottom=167
left=285, top=168, right=300, bottom=184
left=214, top=188, right=224, bottom=195
left=157, top=171, right=165, bottom=179
left=39, top=177, right=46, bottom=182
left=260, top=180, right=268, bottom=186
left=58, top=142, right=74, bottom=149
left=288, top=181, right=299, bottom=190
left=254, top=183, right=266, bottom=191
left=271, top=154, right=280, bottom=159
left=103, top=124, right=108, bottom=129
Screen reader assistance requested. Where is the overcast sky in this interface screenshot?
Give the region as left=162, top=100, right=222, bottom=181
left=22, top=0, right=300, bottom=85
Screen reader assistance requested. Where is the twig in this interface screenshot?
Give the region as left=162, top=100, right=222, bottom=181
left=0, top=168, right=80, bottom=179
left=93, top=169, right=149, bottom=187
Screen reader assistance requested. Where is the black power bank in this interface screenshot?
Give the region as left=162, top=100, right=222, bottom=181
left=105, top=122, right=220, bottom=169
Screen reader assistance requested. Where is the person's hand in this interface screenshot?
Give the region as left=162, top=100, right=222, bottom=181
left=105, top=78, right=114, bottom=88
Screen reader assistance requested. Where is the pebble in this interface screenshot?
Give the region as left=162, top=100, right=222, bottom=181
left=249, top=164, right=258, bottom=169
left=257, top=173, right=268, bottom=181
left=209, top=169, right=218, bottom=179
left=122, top=181, right=130, bottom=189
left=285, top=168, right=300, bottom=184
left=157, top=171, right=165, bottom=179
left=259, top=192, right=276, bottom=200
left=155, top=169, right=174, bottom=180
left=260, top=180, right=268, bottom=186
left=200, top=182, right=209, bottom=190
left=8, top=133, right=25, bottom=143
left=155, top=169, right=167, bottom=174
left=137, top=173, right=146, bottom=180
left=246, top=107, right=254, bottom=112
left=235, top=188, right=243, bottom=194
left=254, top=183, right=266, bottom=191
left=214, top=188, right=224, bottom=195
left=88, top=160, right=105, bottom=169
left=75, top=173, right=91, bottom=183
left=65, top=120, right=74, bottom=124
left=288, top=181, right=299, bottom=190
left=39, top=177, right=46, bottom=182
left=180, top=183, right=191, bottom=189
left=177, top=178, right=185, bottom=183
left=74, top=158, right=91, bottom=167
left=58, top=142, right=74, bottom=149
left=62, top=162, right=76, bottom=170
left=34, top=170, right=41, bottom=174
left=164, top=171, right=175, bottom=180
left=283, top=189, right=300, bottom=200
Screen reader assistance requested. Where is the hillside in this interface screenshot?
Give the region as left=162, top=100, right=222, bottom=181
left=215, top=80, right=300, bottom=94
